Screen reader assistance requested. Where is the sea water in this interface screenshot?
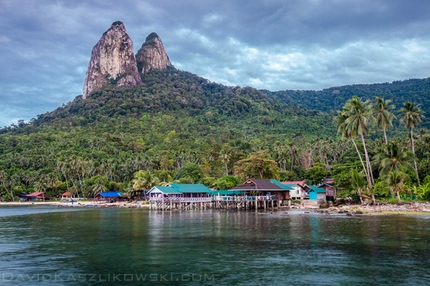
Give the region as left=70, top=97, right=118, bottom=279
left=0, top=207, right=429, bottom=285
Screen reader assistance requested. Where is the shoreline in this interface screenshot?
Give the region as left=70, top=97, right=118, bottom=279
left=317, top=202, right=430, bottom=215
left=0, top=201, right=150, bottom=209
left=1, top=201, right=430, bottom=215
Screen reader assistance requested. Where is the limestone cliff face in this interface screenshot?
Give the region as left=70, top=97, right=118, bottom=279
left=136, top=32, right=172, bottom=74
left=82, top=21, right=142, bottom=98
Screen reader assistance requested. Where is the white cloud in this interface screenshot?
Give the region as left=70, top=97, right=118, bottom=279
left=2, top=0, right=430, bottom=126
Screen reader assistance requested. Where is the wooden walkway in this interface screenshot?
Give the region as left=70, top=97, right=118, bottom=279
left=149, top=196, right=284, bottom=211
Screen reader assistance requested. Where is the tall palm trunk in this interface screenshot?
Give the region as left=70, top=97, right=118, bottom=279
left=410, top=128, right=420, bottom=185
left=360, top=134, right=375, bottom=204
left=383, top=129, right=388, bottom=145
left=351, top=138, right=368, bottom=180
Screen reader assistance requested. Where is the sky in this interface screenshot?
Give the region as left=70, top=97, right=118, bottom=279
left=2, top=0, right=430, bottom=127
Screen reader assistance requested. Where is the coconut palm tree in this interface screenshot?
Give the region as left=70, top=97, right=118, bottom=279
left=336, top=111, right=368, bottom=179
left=336, top=97, right=374, bottom=190
left=133, top=170, right=160, bottom=199
left=400, top=101, right=424, bottom=184
left=386, top=170, right=407, bottom=201
left=373, top=97, right=396, bottom=144
left=350, top=169, right=367, bottom=204
left=372, top=141, right=415, bottom=177
left=0, top=169, right=14, bottom=201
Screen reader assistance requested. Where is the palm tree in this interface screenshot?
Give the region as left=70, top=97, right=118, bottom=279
left=373, top=97, right=396, bottom=144
left=372, top=141, right=415, bottom=177
left=234, top=150, right=280, bottom=180
left=336, top=96, right=374, bottom=194
left=0, top=169, right=14, bottom=201
left=133, top=170, right=160, bottom=199
left=285, top=139, right=298, bottom=172
left=90, top=183, right=107, bottom=197
left=350, top=169, right=367, bottom=204
left=386, top=170, right=407, bottom=201
left=220, top=145, right=233, bottom=176
left=400, top=101, right=424, bottom=184
left=336, top=111, right=368, bottom=180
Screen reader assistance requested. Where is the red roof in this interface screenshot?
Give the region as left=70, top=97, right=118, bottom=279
left=62, top=191, right=72, bottom=196
left=26, top=192, right=44, bottom=198
left=281, top=180, right=306, bottom=186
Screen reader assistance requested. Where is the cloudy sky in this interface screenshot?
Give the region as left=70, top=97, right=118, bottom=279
left=2, top=0, right=430, bottom=127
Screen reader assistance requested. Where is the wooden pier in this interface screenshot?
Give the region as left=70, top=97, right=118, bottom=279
left=149, top=195, right=284, bottom=211
left=150, top=197, right=213, bottom=210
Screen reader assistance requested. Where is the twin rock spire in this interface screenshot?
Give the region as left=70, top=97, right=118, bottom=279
left=82, top=21, right=172, bottom=98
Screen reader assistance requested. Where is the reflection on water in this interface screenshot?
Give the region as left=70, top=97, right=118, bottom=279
left=0, top=208, right=429, bottom=285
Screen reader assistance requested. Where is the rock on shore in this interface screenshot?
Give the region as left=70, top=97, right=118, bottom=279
left=326, top=202, right=430, bottom=214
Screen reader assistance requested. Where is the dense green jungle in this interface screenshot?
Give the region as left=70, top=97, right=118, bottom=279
left=1, top=67, right=430, bottom=202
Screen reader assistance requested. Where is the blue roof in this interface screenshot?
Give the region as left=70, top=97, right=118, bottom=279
left=150, top=186, right=182, bottom=195
left=308, top=186, right=326, bottom=193
left=270, top=180, right=294, bottom=190
left=169, top=184, right=212, bottom=194
left=98, top=191, right=122, bottom=197
left=149, top=184, right=212, bottom=195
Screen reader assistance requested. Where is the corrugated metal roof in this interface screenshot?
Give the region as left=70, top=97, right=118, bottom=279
left=308, top=186, right=326, bottom=193
left=231, top=179, right=290, bottom=191
left=98, top=191, right=122, bottom=197
left=25, top=192, right=44, bottom=197
left=149, top=184, right=212, bottom=194
left=270, top=180, right=294, bottom=190
left=169, top=184, right=212, bottom=193
left=282, top=180, right=306, bottom=186
left=208, top=190, right=245, bottom=195
left=150, top=186, right=182, bottom=194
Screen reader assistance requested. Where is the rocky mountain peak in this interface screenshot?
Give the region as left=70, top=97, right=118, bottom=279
left=82, top=21, right=142, bottom=98
left=135, top=32, right=172, bottom=74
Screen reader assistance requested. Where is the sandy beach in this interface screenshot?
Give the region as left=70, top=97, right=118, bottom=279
left=0, top=201, right=150, bottom=208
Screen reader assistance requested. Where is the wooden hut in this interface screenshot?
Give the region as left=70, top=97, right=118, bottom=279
left=230, top=179, right=292, bottom=208
left=61, top=191, right=72, bottom=201
left=318, top=182, right=337, bottom=202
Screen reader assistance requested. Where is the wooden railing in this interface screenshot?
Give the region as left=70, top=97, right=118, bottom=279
left=149, top=197, right=213, bottom=203
left=213, top=196, right=275, bottom=202
left=150, top=195, right=277, bottom=203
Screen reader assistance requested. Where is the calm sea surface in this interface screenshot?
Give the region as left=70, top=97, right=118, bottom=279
left=0, top=206, right=429, bottom=285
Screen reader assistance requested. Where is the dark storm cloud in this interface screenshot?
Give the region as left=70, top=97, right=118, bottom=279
left=1, top=0, right=430, bottom=126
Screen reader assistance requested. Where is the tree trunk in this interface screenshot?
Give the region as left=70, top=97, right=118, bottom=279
left=361, top=134, right=374, bottom=185
left=383, top=128, right=388, bottom=145
left=351, top=138, right=368, bottom=180
left=396, top=188, right=401, bottom=201
left=410, top=128, right=420, bottom=185
left=360, top=134, right=375, bottom=204
left=358, top=189, right=364, bottom=205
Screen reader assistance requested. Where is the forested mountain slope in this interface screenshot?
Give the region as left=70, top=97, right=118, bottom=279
left=9, top=67, right=335, bottom=140
left=0, top=68, right=337, bottom=199
left=264, top=78, right=430, bottom=128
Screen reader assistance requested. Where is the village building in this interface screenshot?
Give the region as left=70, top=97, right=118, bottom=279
left=61, top=191, right=72, bottom=201
left=148, top=184, right=213, bottom=210
left=230, top=178, right=292, bottom=207
left=94, top=191, right=124, bottom=202
left=281, top=180, right=306, bottom=200
left=24, top=192, right=45, bottom=201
